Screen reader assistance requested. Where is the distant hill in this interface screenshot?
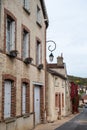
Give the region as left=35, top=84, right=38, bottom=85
left=68, top=75, right=87, bottom=86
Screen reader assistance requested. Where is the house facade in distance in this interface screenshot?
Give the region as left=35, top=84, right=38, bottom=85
left=0, top=0, right=48, bottom=130
left=46, top=55, right=71, bottom=122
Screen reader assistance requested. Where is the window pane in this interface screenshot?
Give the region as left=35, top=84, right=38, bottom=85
left=6, top=18, right=15, bottom=52
left=23, top=31, right=29, bottom=59
left=6, top=19, right=11, bottom=52
left=24, top=0, right=29, bottom=10
left=10, top=21, right=15, bottom=50
left=22, top=83, right=26, bottom=114
left=37, top=42, right=41, bottom=65
left=37, top=6, right=41, bottom=24
left=4, top=81, right=11, bottom=118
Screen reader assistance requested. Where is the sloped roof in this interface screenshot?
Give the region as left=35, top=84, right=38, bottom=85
left=47, top=68, right=67, bottom=80
left=40, top=0, right=49, bottom=28
left=47, top=63, right=64, bottom=69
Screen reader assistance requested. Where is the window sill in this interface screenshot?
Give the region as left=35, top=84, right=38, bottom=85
left=23, top=7, right=30, bottom=15
left=36, top=21, right=42, bottom=28
left=5, top=117, right=16, bottom=124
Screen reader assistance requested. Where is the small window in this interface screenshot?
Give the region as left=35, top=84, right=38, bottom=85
left=55, top=94, right=59, bottom=108
left=62, top=81, right=64, bottom=87
left=22, top=83, right=26, bottom=114
left=36, top=40, right=42, bottom=65
left=6, top=17, right=15, bottom=53
left=36, top=6, right=42, bottom=26
left=55, top=77, right=59, bottom=87
left=3, top=80, right=16, bottom=118
left=62, top=93, right=64, bottom=108
left=22, top=30, right=29, bottom=60
left=22, top=83, right=29, bottom=114
left=4, top=80, right=12, bottom=118
left=23, top=0, right=30, bottom=13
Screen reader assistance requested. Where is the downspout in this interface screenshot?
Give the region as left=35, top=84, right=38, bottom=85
left=44, top=25, right=47, bottom=123
left=0, top=0, right=1, bottom=46
left=0, top=0, right=1, bottom=29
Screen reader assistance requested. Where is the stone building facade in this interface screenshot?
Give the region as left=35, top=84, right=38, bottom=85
left=46, top=55, right=71, bottom=122
left=0, top=0, right=48, bottom=130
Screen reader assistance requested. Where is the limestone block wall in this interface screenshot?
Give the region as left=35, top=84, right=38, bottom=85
left=46, top=71, right=70, bottom=122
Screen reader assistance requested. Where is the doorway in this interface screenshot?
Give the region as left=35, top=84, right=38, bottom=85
left=34, top=85, right=41, bottom=125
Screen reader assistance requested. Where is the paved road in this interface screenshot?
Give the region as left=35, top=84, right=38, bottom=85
left=55, top=108, right=87, bottom=130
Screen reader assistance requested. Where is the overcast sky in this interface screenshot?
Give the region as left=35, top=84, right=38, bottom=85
left=45, top=0, right=87, bottom=78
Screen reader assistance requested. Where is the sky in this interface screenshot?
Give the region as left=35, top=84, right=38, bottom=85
left=45, top=0, right=87, bottom=78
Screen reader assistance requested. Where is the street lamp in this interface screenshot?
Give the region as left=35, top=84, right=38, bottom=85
left=46, top=40, right=56, bottom=62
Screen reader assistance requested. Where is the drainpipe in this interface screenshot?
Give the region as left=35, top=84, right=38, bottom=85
left=44, top=25, right=47, bottom=124
left=0, top=0, right=1, bottom=45
left=0, top=0, right=1, bottom=29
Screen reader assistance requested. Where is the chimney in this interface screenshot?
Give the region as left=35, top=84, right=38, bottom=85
left=57, top=53, right=63, bottom=65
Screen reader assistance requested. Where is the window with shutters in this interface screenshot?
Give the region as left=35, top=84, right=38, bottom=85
left=2, top=74, right=16, bottom=119
left=36, top=40, right=42, bottom=65
left=22, top=29, right=30, bottom=60
left=36, top=6, right=42, bottom=27
left=23, top=0, right=30, bottom=13
left=4, top=80, right=12, bottom=118
left=6, top=16, right=16, bottom=53
left=22, top=83, right=29, bottom=114
left=3, top=80, right=16, bottom=118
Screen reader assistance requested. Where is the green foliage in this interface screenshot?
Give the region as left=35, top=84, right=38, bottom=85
left=68, top=75, right=87, bottom=86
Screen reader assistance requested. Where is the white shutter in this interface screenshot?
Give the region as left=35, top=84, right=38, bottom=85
left=23, top=32, right=26, bottom=59
left=24, top=0, right=29, bottom=10
left=10, top=21, right=15, bottom=51
left=23, top=32, right=29, bottom=59
left=6, top=18, right=10, bottom=52
left=6, top=18, right=8, bottom=52
left=39, top=44, right=41, bottom=64
left=22, top=84, right=26, bottom=114
left=25, top=33, right=29, bottom=58
left=37, top=6, right=42, bottom=24
left=37, top=43, right=41, bottom=65
left=4, top=81, right=11, bottom=118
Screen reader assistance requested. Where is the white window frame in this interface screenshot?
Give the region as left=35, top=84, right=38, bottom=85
left=23, top=30, right=29, bottom=59
left=22, top=83, right=27, bottom=114
left=4, top=80, right=12, bottom=118
left=6, top=17, right=15, bottom=53
left=23, top=0, right=30, bottom=11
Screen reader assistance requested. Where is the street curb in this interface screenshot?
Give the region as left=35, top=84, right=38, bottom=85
left=33, top=113, right=80, bottom=130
